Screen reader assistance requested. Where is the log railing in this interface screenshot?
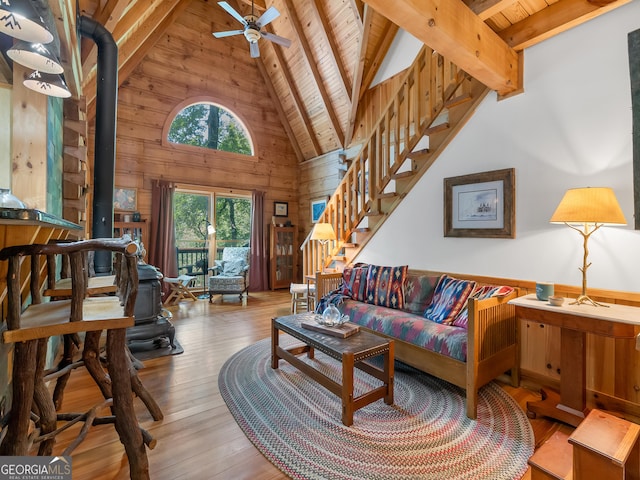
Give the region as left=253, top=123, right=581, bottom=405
left=301, top=45, right=479, bottom=277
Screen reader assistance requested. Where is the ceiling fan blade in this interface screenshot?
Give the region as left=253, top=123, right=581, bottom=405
left=262, top=31, right=292, bottom=48
left=250, top=42, right=260, bottom=58
left=213, top=30, right=244, bottom=38
left=256, top=6, right=280, bottom=28
left=218, top=2, right=248, bottom=26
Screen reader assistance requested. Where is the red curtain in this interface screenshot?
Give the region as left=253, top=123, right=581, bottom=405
left=249, top=190, right=268, bottom=291
left=149, top=180, right=178, bottom=298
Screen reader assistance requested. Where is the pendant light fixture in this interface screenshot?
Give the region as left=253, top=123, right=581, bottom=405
left=23, top=70, right=71, bottom=98
left=7, top=40, right=63, bottom=74
left=0, top=0, right=54, bottom=44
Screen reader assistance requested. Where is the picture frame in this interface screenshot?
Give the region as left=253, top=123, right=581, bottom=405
left=274, top=201, right=288, bottom=217
left=311, top=196, right=329, bottom=223
left=114, top=187, right=137, bottom=212
left=444, top=168, right=515, bottom=238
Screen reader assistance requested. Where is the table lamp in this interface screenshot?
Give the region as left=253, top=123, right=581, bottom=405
left=550, top=187, right=626, bottom=306
left=310, top=222, right=336, bottom=272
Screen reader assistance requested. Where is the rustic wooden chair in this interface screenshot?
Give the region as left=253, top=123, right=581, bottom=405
left=0, top=237, right=161, bottom=479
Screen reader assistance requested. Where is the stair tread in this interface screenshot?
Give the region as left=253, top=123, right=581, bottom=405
left=528, top=427, right=574, bottom=480
left=391, top=171, right=415, bottom=180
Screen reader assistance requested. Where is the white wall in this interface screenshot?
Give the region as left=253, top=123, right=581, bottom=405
left=357, top=2, right=640, bottom=293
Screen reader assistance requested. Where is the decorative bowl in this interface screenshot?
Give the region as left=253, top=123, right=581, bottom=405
left=548, top=295, right=564, bottom=307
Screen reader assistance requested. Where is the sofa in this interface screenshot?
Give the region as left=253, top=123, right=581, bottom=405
left=315, top=265, right=520, bottom=419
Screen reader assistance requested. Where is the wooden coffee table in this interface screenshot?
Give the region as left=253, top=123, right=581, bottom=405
left=271, top=312, right=394, bottom=426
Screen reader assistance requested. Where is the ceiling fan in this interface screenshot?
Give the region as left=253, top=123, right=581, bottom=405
left=213, top=1, right=292, bottom=58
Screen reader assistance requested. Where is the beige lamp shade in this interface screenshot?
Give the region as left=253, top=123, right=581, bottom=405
left=550, top=187, right=626, bottom=226
left=310, top=222, right=336, bottom=241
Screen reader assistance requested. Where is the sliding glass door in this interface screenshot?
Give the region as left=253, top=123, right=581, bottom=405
left=174, top=188, right=251, bottom=290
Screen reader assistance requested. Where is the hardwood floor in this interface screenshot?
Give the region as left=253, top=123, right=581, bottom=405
left=51, top=290, right=562, bottom=479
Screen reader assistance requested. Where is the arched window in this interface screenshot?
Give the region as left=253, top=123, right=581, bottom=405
left=167, top=102, right=253, bottom=155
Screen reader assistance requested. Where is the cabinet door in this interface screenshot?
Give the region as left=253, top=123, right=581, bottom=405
left=270, top=226, right=296, bottom=289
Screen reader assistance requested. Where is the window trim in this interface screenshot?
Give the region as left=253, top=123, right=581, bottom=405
left=162, top=96, right=256, bottom=157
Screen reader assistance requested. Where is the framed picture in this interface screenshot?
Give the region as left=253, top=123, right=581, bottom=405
left=274, top=201, right=288, bottom=217
left=114, top=188, right=137, bottom=211
left=311, top=197, right=328, bottom=223
left=444, top=168, right=515, bottom=238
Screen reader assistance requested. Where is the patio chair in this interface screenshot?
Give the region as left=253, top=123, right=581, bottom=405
left=208, top=247, right=250, bottom=305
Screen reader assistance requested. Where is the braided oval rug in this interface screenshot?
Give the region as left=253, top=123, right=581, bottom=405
left=219, top=337, right=534, bottom=480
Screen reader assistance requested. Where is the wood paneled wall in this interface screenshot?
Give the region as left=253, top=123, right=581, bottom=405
left=87, top=0, right=299, bottom=247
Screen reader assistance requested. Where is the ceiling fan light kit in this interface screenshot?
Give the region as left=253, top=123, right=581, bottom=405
left=213, top=0, right=291, bottom=57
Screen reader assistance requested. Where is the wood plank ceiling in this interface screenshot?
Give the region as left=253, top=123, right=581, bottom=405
left=1, top=0, right=633, bottom=162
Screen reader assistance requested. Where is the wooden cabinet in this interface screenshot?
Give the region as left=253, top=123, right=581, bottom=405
left=114, top=218, right=149, bottom=261
left=270, top=225, right=296, bottom=290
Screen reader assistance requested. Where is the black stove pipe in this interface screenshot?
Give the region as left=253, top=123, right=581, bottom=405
left=79, top=16, right=118, bottom=275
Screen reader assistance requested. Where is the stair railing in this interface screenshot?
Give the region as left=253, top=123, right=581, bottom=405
left=301, top=45, right=471, bottom=277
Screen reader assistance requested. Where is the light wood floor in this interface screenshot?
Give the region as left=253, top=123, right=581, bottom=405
left=50, top=290, right=562, bottom=479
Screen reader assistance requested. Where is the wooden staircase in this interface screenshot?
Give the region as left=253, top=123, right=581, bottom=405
left=301, top=45, right=490, bottom=276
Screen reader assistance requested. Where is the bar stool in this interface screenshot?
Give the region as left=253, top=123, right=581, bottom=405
left=0, top=238, right=160, bottom=479
left=290, top=283, right=315, bottom=313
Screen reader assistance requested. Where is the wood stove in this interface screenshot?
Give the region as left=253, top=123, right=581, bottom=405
left=126, top=262, right=176, bottom=352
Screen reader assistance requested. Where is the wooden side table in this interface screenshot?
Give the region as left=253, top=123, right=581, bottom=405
left=510, top=294, right=640, bottom=426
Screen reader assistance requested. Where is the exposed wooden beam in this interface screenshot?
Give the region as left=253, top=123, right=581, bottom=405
left=345, top=4, right=372, bottom=147
left=237, top=0, right=266, bottom=11
left=85, top=0, right=190, bottom=119
left=51, top=0, right=82, bottom=98
left=254, top=57, right=305, bottom=162
left=282, top=0, right=345, bottom=149
left=349, top=0, right=365, bottom=28
left=362, top=0, right=521, bottom=95
left=498, top=0, right=633, bottom=51
left=464, top=0, right=519, bottom=21
left=81, top=0, right=129, bottom=78
left=359, top=17, right=398, bottom=101
left=225, top=0, right=316, bottom=158
left=310, top=0, right=352, bottom=102
left=267, top=31, right=322, bottom=156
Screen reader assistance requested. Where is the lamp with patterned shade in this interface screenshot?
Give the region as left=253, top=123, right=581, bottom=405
left=23, top=70, right=71, bottom=98
left=0, top=0, right=53, bottom=44
left=310, top=222, right=336, bottom=272
left=550, top=187, right=626, bottom=306
left=7, top=41, right=63, bottom=74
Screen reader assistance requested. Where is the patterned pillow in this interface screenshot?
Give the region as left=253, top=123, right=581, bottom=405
left=403, top=273, right=440, bottom=315
left=365, top=265, right=408, bottom=309
left=423, top=275, right=476, bottom=325
left=452, top=285, right=515, bottom=328
left=341, top=265, right=369, bottom=302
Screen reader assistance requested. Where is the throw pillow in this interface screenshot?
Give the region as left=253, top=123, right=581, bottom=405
left=452, top=285, right=515, bottom=328
left=423, top=275, right=476, bottom=325
left=365, top=265, right=408, bottom=309
left=341, top=265, right=369, bottom=302
left=222, top=259, right=246, bottom=276
left=403, top=273, right=440, bottom=315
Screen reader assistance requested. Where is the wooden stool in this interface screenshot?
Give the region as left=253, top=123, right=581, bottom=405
left=0, top=238, right=161, bottom=480
left=570, top=409, right=640, bottom=480
left=290, top=283, right=315, bottom=313
left=163, top=274, right=198, bottom=305
left=528, top=426, right=574, bottom=480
